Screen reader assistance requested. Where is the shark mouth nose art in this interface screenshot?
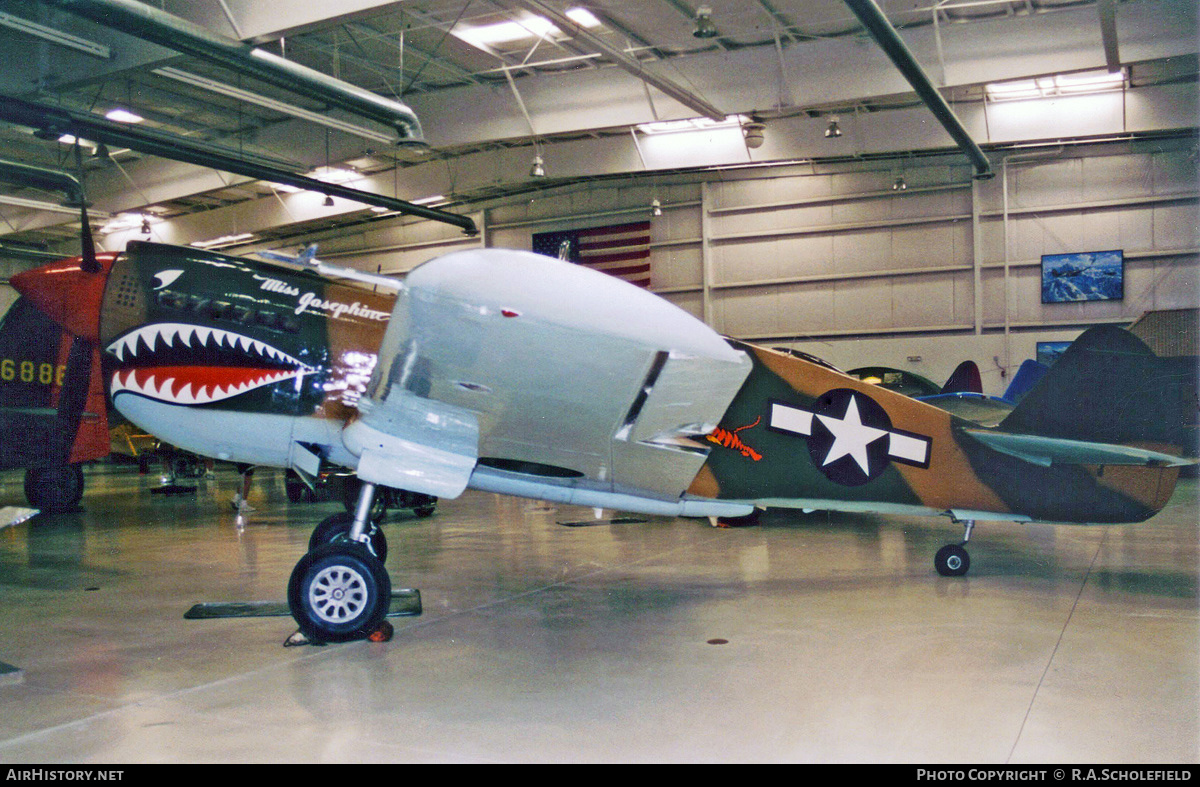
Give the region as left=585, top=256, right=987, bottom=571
left=108, top=322, right=313, bottom=405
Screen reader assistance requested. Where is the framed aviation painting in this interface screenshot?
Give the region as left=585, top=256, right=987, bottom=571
left=1041, top=250, right=1124, bottom=303
left=1036, top=341, right=1072, bottom=367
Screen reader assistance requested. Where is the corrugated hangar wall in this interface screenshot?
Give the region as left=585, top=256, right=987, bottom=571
left=465, top=138, right=1196, bottom=394
left=234, top=136, right=1199, bottom=397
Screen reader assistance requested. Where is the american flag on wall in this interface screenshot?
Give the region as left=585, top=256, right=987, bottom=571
left=531, top=221, right=652, bottom=288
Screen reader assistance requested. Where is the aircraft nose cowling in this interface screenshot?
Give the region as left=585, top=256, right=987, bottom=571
left=9, top=255, right=114, bottom=342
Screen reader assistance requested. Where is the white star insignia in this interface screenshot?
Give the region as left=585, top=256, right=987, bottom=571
left=768, top=392, right=933, bottom=479
left=815, top=395, right=888, bottom=474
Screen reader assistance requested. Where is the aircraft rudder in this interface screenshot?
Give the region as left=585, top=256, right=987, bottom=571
left=999, top=325, right=1191, bottom=449
left=996, top=325, right=1193, bottom=517
left=941, top=360, right=982, bottom=394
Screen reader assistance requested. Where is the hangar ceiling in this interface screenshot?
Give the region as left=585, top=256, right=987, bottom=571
left=0, top=0, right=1194, bottom=257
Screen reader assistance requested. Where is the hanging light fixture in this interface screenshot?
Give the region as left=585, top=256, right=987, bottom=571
left=742, top=119, right=766, bottom=149
left=530, top=155, right=546, bottom=178
left=892, top=176, right=907, bottom=191
left=693, top=6, right=718, bottom=39
left=323, top=194, right=335, bottom=207
left=140, top=216, right=151, bottom=235
left=824, top=116, right=842, bottom=138
left=651, top=199, right=663, bottom=217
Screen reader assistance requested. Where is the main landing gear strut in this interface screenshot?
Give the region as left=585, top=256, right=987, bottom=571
left=288, top=480, right=393, bottom=643
left=934, top=518, right=974, bottom=577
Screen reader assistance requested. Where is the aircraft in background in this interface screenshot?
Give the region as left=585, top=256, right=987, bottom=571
left=850, top=358, right=1050, bottom=428
left=849, top=359, right=983, bottom=400
left=10, top=240, right=1193, bottom=643
left=0, top=291, right=109, bottom=512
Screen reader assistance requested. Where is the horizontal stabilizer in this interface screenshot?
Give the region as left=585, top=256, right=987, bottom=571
left=965, top=429, right=1193, bottom=468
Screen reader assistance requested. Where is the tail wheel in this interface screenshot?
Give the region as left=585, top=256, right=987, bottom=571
left=24, top=464, right=85, bottom=513
left=308, top=511, right=388, bottom=564
left=288, top=542, right=391, bottom=643
left=935, top=543, right=971, bottom=577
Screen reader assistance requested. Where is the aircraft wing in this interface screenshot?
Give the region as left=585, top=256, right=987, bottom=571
left=342, top=249, right=754, bottom=515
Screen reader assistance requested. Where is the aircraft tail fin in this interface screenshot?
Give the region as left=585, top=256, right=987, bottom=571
left=996, top=325, right=1194, bottom=515
left=941, top=360, right=982, bottom=394
left=1001, top=359, right=1048, bottom=404
left=1000, top=325, right=1191, bottom=449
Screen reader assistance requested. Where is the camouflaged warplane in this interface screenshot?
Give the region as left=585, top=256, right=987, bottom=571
left=10, top=240, right=1193, bottom=643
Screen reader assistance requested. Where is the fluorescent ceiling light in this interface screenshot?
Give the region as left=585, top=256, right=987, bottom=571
left=986, top=69, right=1125, bottom=101
left=454, top=8, right=601, bottom=48
left=0, top=11, right=110, bottom=58
left=1055, top=70, right=1126, bottom=93
left=636, top=115, right=747, bottom=135
left=411, top=195, right=447, bottom=205
left=100, top=213, right=159, bottom=234
left=306, top=166, right=360, bottom=184
left=55, top=134, right=97, bottom=151
left=104, top=108, right=143, bottom=123
left=154, top=67, right=399, bottom=145
left=565, top=8, right=601, bottom=27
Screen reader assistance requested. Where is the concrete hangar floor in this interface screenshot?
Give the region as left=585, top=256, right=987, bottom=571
left=0, top=461, right=1195, bottom=764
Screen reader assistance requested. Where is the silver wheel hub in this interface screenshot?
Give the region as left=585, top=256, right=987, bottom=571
left=309, top=564, right=369, bottom=624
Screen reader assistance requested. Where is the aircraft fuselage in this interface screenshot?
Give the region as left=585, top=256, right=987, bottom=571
left=15, top=241, right=1186, bottom=529
left=99, top=242, right=390, bottom=469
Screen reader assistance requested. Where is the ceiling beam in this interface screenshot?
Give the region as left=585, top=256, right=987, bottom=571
left=841, top=0, right=993, bottom=179
left=1097, top=0, right=1121, bottom=73
left=509, top=0, right=727, bottom=121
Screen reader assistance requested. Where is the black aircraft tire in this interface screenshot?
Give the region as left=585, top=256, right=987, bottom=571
left=935, top=543, right=971, bottom=577
left=288, top=542, right=392, bottom=644
left=308, top=512, right=388, bottom=564
left=24, top=464, right=85, bottom=513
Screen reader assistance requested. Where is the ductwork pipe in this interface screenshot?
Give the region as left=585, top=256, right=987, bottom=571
left=0, top=94, right=477, bottom=234
left=0, top=158, right=85, bottom=206
left=47, top=0, right=423, bottom=142
left=842, top=0, right=993, bottom=180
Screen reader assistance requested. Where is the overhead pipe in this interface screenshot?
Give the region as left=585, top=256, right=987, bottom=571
left=46, top=0, right=423, bottom=142
left=0, top=158, right=85, bottom=206
left=841, top=0, right=994, bottom=179
left=0, top=95, right=478, bottom=234
left=0, top=241, right=72, bottom=262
